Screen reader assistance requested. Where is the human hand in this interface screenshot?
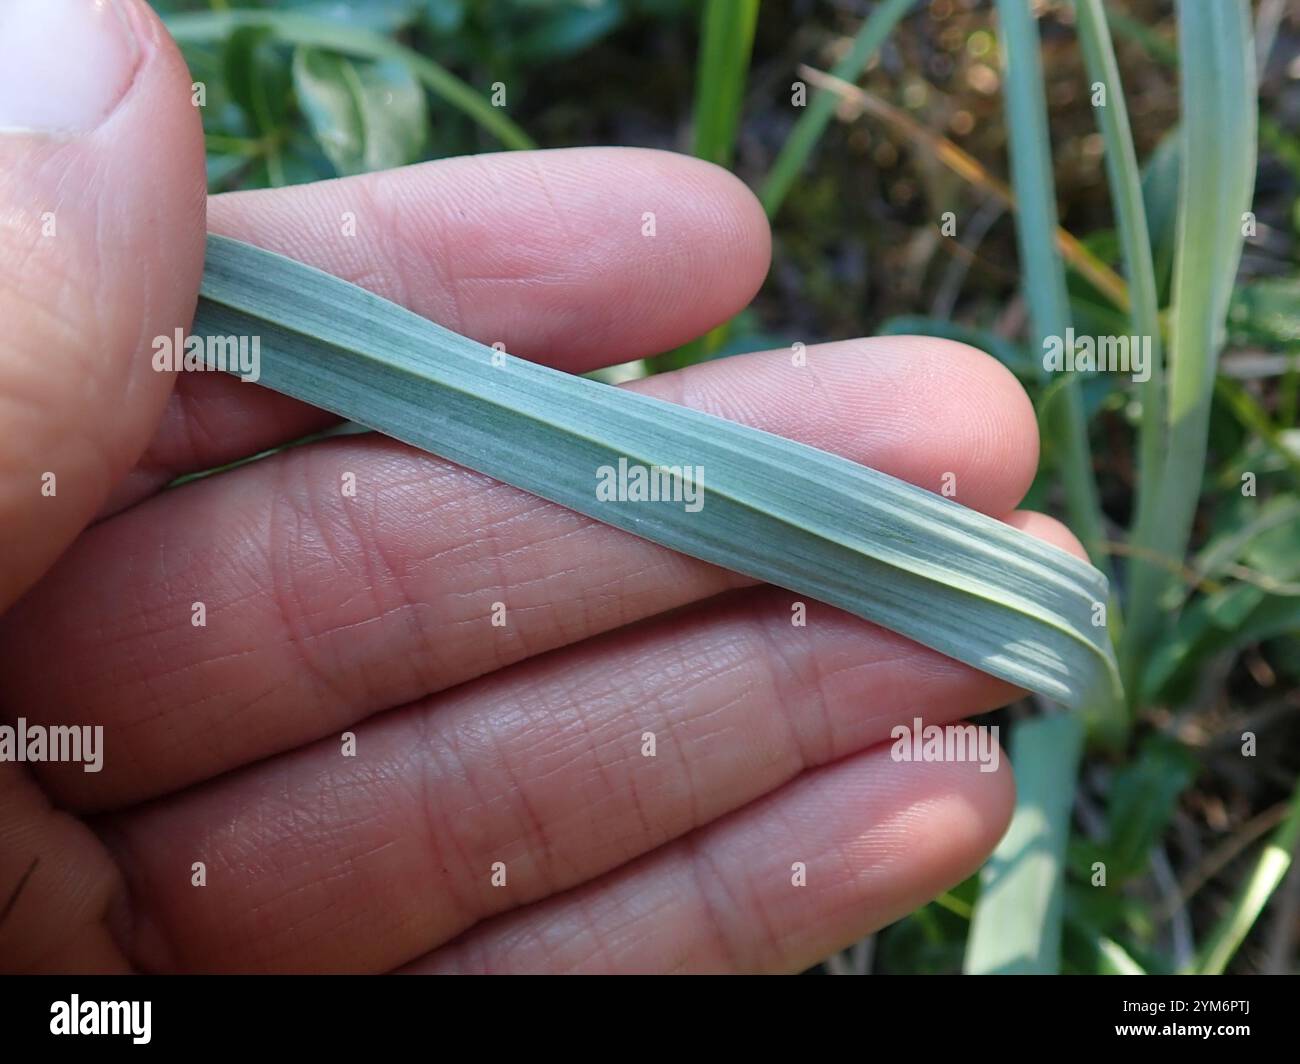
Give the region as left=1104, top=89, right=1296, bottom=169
left=0, top=0, right=1084, bottom=974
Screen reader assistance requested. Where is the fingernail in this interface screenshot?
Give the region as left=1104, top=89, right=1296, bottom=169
left=0, top=0, right=141, bottom=134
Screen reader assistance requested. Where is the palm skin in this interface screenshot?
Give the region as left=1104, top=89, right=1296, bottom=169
left=0, top=0, right=1084, bottom=974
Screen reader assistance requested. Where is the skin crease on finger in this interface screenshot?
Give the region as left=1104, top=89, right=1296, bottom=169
left=0, top=3, right=1091, bottom=975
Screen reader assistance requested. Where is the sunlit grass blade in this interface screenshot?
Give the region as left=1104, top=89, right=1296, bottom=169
left=1072, top=0, right=1165, bottom=702
left=1194, top=776, right=1300, bottom=974
left=1095, top=936, right=1147, bottom=975
left=965, top=0, right=1123, bottom=976
left=993, top=0, right=1108, bottom=579
left=760, top=0, right=918, bottom=216
left=965, top=713, right=1085, bottom=973
left=690, top=0, right=759, bottom=168
left=194, top=235, right=1122, bottom=715
left=655, top=0, right=759, bottom=369
left=165, top=10, right=536, bottom=151
left=1123, top=0, right=1257, bottom=673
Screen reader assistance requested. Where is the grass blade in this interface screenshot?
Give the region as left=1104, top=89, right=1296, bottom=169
left=994, top=0, right=1108, bottom=576
left=1124, top=0, right=1257, bottom=666
left=690, top=0, right=759, bottom=168
left=760, top=0, right=918, bottom=216
left=1072, top=0, right=1166, bottom=700
left=654, top=0, right=759, bottom=368
left=1096, top=936, right=1147, bottom=975
left=166, top=10, right=536, bottom=151
left=1195, top=776, right=1300, bottom=974
left=194, top=235, right=1122, bottom=715
left=965, top=713, right=1085, bottom=973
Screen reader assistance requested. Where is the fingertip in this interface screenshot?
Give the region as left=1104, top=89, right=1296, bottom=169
left=666, top=150, right=772, bottom=303
left=968, top=743, right=1017, bottom=853
left=866, top=743, right=1017, bottom=890
left=544, top=147, right=772, bottom=361
left=881, top=336, right=1040, bottom=512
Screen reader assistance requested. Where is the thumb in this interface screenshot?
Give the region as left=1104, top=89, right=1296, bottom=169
left=0, top=0, right=206, bottom=610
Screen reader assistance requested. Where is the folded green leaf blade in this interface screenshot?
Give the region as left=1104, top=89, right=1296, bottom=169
left=194, top=235, right=1122, bottom=713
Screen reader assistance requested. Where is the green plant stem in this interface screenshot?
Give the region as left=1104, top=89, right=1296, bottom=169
left=1122, top=1, right=1257, bottom=687
left=994, top=0, right=1109, bottom=580
left=1072, top=0, right=1164, bottom=705
left=965, top=713, right=1085, bottom=973
left=655, top=0, right=760, bottom=370
left=653, top=0, right=759, bottom=371
left=690, top=0, right=759, bottom=168
left=994, top=0, right=1123, bottom=749
left=166, top=11, right=536, bottom=151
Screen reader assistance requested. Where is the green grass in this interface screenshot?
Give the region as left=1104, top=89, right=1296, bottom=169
left=657, top=0, right=761, bottom=369
left=990, top=0, right=1108, bottom=577
left=690, top=0, right=759, bottom=169
left=965, top=713, right=1085, bottom=974
left=1122, top=0, right=1258, bottom=692
left=1195, top=776, right=1300, bottom=974
left=1073, top=0, right=1164, bottom=705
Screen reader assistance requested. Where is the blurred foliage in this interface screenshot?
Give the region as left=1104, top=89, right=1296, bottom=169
left=152, top=0, right=1300, bottom=975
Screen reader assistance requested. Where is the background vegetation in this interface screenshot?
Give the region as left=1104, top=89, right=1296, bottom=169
left=150, top=0, right=1300, bottom=975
